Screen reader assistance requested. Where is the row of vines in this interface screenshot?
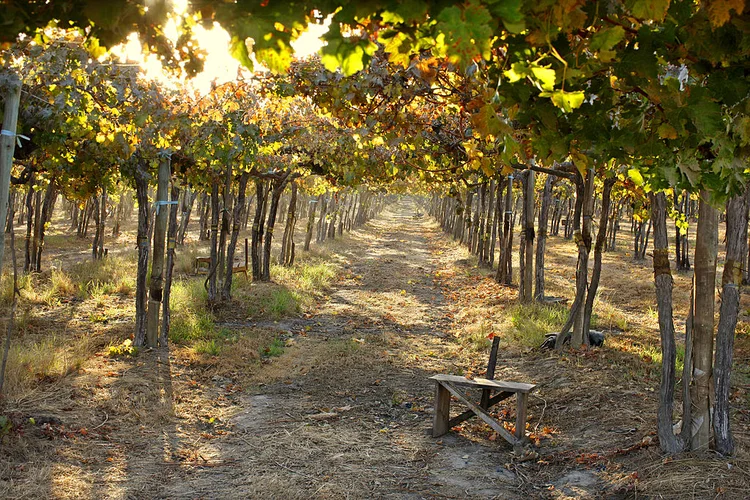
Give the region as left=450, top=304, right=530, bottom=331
left=0, top=0, right=749, bottom=460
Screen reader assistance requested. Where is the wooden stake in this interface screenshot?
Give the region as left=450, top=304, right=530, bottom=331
left=146, top=156, right=170, bottom=347
left=0, top=76, right=22, bottom=271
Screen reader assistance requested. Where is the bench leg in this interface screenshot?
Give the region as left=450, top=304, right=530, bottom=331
left=515, top=392, right=528, bottom=441
left=433, top=382, right=451, bottom=437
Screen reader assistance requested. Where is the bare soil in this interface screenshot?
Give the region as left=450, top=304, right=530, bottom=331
left=2, top=199, right=749, bottom=499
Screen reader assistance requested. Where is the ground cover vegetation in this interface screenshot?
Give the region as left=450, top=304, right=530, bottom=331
left=0, top=0, right=750, bottom=497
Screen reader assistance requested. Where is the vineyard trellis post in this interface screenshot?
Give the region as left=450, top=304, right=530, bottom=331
left=0, top=76, right=22, bottom=272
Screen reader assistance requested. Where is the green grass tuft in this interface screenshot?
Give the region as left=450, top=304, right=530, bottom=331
left=193, top=338, right=221, bottom=356
left=261, top=337, right=285, bottom=358
left=268, top=289, right=301, bottom=318
left=508, top=302, right=568, bottom=348
left=168, top=279, right=215, bottom=343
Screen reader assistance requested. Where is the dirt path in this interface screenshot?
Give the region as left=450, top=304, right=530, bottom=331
left=163, top=199, right=526, bottom=499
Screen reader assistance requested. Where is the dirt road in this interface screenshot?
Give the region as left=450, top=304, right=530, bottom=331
left=165, top=199, right=526, bottom=499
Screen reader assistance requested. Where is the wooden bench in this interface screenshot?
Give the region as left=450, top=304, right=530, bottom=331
left=431, top=374, right=536, bottom=447
left=430, top=336, right=536, bottom=447
left=194, top=257, right=248, bottom=278
left=194, top=256, right=211, bottom=274
left=194, top=239, right=249, bottom=278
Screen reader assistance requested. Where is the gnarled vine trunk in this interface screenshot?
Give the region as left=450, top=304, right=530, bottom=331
left=221, top=172, right=249, bottom=300
left=713, top=187, right=749, bottom=455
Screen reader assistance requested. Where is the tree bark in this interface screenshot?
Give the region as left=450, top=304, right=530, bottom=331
left=133, top=163, right=150, bottom=347
left=519, top=171, right=535, bottom=302
left=650, top=192, right=686, bottom=454
left=207, top=181, right=220, bottom=302
left=571, top=169, right=595, bottom=346
left=535, top=174, right=554, bottom=301
left=177, top=188, right=197, bottom=245
left=713, top=187, right=749, bottom=455
left=31, top=189, right=41, bottom=269
left=583, top=177, right=616, bottom=338
left=198, top=192, right=210, bottom=241
left=251, top=180, right=269, bottom=281
left=261, top=172, right=292, bottom=281
left=280, top=180, right=298, bottom=266
left=34, top=181, right=57, bottom=271
left=555, top=170, right=590, bottom=349
left=496, top=176, right=513, bottom=285
left=689, top=191, right=718, bottom=450
left=222, top=172, right=249, bottom=300
left=304, top=194, right=319, bottom=251
left=23, top=182, right=33, bottom=272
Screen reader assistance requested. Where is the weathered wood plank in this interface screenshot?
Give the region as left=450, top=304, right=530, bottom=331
left=481, top=336, right=501, bottom=409
left=430, top=374, right=535, bottom=393
left=432, top=381, right=451, bottom=437
left=515, top=392, right=528, bottom=441
left=440, top=382, right=518, bottom=446
left=449, top=391, right=513, bottom=428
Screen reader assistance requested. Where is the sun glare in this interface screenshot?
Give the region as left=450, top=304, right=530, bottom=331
left=109, top=2, right=327, bottom=95
left=291, top=17, right=330, bottom=59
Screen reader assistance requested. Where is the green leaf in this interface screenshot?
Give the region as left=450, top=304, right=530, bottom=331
left=256, top=42, right=292, bottom=74
left=436, top=1, right=493, bottom=69
left=590, top=26, right=626, bottom=52
left=504, top=62, right=528, bottom=83
left=487, top=0, right=525, bottom=31
left=230, top=36, right=254, bottom=70
left=629, top=0, right=671, bottom=21
left=678, top=156, right=701, bottom=186
left=471, top=104, right=512, bottom=138
left=689, top=99, right=722, bottom=137
left=321, top=28, right=377, bottom=75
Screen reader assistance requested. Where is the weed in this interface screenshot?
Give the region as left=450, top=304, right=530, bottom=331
left=194, top=339, right=221, bottom=356
left=269, top=289, right=300, bottom=318
left=89, top=311, right=108, bottom=323
left=108, top=339, right=138, bottom=357
left=0, top=415, right=12, bottom=438
left=168, top=279, right=214, bottom=343
left=49, top=268, right=77, bottom=297
left=261, top=337, right=285, bottom=358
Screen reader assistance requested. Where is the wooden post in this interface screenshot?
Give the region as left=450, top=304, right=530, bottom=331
left=481, top=336, right=501, bottom=409
left=146, top=156, right=170, bottom=347
left=691, top=191, right=719, bottom=450
left=0, top=76, right=22, bottom=271
left=161, top=183, right=180, bottom=347
left=515, top=392, right=528, bottom=441
left=432, top=382, right=451, bottom=437
left=521, top=170, right=535, bottom=302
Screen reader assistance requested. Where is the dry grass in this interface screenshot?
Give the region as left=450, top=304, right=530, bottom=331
left=427, top=216, right=750, bottom=499
left=2, top=202, right=749, bottom=499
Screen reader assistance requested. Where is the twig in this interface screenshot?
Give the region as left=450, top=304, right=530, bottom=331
left=92, top=411, right=109, bottom=430
left=531, top=394, right=548, bottom=433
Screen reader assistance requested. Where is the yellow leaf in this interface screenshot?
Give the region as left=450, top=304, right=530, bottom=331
left=501, top=164, right=515, bottom=176
left=571, top=152, right=588, bottom=175
left=707, top=0, right=745, bottom=27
